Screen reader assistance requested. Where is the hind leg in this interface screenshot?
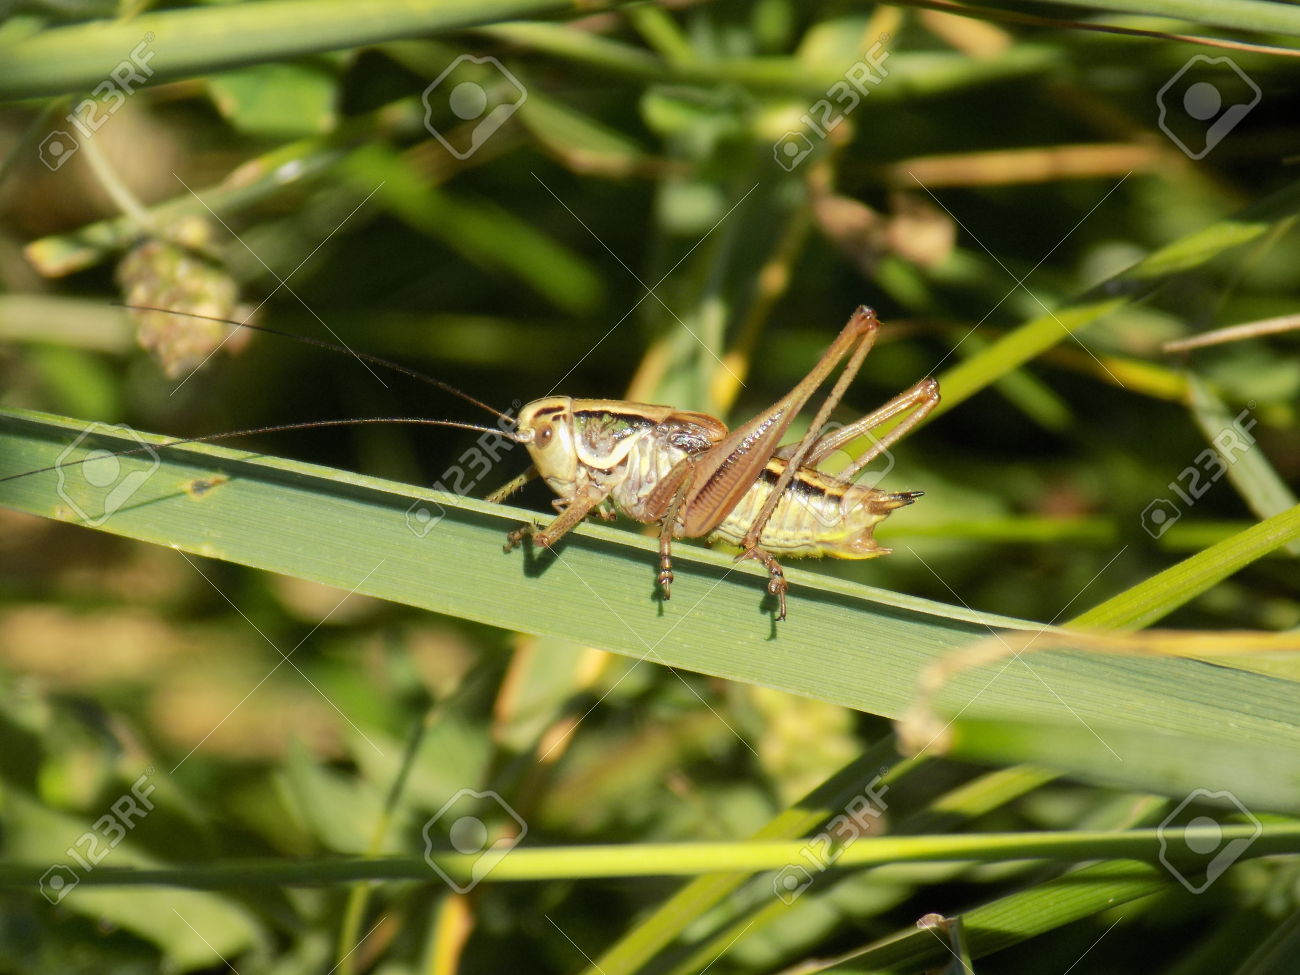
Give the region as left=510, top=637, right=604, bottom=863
left=737, top=545, right=788, bottom=621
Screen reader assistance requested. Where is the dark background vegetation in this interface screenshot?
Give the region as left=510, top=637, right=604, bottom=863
left=0, top=0, right=1298, bottom=971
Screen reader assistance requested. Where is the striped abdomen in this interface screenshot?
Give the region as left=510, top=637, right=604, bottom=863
left=708, top=459, right=920, bottom=558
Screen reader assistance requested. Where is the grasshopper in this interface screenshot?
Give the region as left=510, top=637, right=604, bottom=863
left=2, top=305, right=936, bottom=620
left=489, top=305, right=939, bottom=620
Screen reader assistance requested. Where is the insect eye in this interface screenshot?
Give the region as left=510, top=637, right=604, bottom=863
left=538, top=427, right=553, bottom=445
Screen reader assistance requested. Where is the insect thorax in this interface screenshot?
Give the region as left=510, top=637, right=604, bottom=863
left=572, top=410, right=716, bottom=523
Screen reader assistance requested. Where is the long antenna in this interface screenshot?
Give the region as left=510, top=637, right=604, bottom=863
left=0, top=417, right=518, bottom=485
left=118, top=304, right=513, bottom=423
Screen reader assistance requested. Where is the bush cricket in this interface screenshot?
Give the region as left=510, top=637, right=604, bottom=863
left=492, top=305, right=938, bottom=619
left=2, top=305, right=937, bottom=620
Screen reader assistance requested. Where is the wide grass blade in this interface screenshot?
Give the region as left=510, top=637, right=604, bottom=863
left=3, top=408, right=1298, bottom=764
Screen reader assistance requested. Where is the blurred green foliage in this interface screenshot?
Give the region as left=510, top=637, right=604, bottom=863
left=1, top=0, right=1299, bottom=972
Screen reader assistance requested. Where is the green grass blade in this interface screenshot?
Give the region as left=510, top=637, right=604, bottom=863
left=3, top=825, right=1297, bottom=888
left=651, top=765, right=1059, bottom=975
left=0, top=0, right=616, bottom=100
left=1188, top=373, right=1300, bottom=556
left=1071, top=503, right=1300, bottom=629
left=480, top=21, right=1062, bottom=94
left=923, top=500, right=1300, bottom=810
left=818, top=860, right=1172, bottom=973
left=944, top=716, right=1300, bottom=812
left=1236, top=908, right=1300, bottom=975
left=932, top=179, right=1300, bottom=418
left=3, top=407, right=1298, bottom=745
left=588, top=740, right=912, bottom=975
left=1031, top=0, right=1300, bottom=38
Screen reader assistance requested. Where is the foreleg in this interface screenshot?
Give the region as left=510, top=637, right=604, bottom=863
left=655, top=462, right=696, bottom=600
left=504, top=492, right=605, bottom=552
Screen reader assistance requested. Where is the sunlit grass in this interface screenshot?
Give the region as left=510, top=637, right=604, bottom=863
left=1, top=0, right=1298, bottom=971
